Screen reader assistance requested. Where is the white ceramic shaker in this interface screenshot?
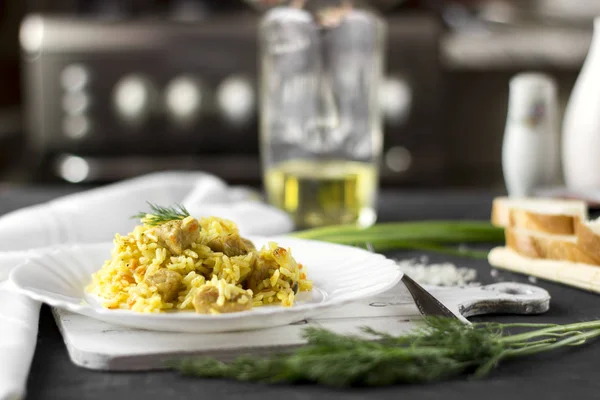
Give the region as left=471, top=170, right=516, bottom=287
left=502, top=73, right=560, bottom=197
left=563, top=17, right=600, bottom=190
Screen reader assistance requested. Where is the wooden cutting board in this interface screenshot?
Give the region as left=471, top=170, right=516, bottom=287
left=489, top=246, right=600, bottom=294
left=53, top=281, right=550, bottom=371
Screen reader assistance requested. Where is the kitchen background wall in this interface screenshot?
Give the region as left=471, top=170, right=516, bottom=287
left=0, top=0, right=593, bottom=189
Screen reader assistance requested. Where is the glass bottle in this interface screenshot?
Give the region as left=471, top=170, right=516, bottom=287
left=258, top=0, right=386, bottom=229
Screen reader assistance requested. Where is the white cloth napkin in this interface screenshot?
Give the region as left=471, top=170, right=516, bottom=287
left=0, top=281, right=40, bottom=400
left=0, top=171, right=293, bottom=400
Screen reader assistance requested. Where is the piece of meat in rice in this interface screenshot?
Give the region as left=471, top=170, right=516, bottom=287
left=207, top=234, right=255, bottom=257
left=193, top=285, right=252, bottom=314
left=154, top=217, right=200, bottom=255
left=246, top=246, right=299, bottom=294
left=145, top=269, right=183, bottom=302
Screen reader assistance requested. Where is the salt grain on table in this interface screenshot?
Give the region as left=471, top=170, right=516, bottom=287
left=396, top=259, right=479, bottom=287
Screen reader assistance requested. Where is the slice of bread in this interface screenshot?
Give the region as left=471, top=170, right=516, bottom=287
left=491, top=197, right=587, bottom=235
left=575, top=219, right=600, bottom=264
left=505, top=227, right=600, bottom=265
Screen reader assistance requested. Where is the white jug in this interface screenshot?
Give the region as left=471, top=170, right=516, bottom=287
left=563, top=17, right=600, bottom=189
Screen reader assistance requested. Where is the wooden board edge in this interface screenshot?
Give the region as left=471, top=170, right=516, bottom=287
left=488, top=246, right=600, bottom=294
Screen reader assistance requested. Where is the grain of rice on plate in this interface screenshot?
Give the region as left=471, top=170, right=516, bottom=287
left=87, top=213, right=312, bottom=314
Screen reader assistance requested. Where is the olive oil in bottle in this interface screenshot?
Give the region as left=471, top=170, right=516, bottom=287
left=264, top=159, right=378, bottom=229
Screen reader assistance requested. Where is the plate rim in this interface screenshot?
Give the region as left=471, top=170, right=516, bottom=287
left=9, top=237, right=403, bottom=323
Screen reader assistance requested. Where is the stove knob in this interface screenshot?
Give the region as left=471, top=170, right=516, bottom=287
left=61, top=64, right=90, bottom=92
left=164, top=76, right=204, bottom=126
left=379, top=76, right=412, bottom=125
left=216, top=75, right=255, bottom=126
left=56, top=154, right=90, bottom=183
left=62, top=115, right=90, bottom=140
left=62, top=91, right=90, bottom=115
left=385, top=146, right=412, bottom=173
left=113, top=74, right=157, bottom=125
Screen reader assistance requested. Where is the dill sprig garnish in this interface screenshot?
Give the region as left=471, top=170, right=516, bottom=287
left=169, top=317, right=600, bottom=387
left=132, top=203, right=190, bottom=226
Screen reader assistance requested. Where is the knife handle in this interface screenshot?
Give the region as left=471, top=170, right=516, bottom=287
left=429, top=282, right=551, bottom=320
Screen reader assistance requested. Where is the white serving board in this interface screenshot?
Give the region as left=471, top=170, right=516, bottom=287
left=53, top=281, right=550, bottom=371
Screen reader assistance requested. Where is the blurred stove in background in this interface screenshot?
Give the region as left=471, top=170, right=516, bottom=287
left=20, top=13, right=262, bottom=184
left=16, top=0, right=591, bottom=188
left=19, top=3, right=444, bottom=186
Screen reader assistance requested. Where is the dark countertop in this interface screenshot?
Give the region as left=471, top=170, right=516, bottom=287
left=2, top=187, right=599, bottom=400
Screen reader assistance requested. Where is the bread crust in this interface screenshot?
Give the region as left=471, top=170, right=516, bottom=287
left=575, top=221, right=600, bottom=264
left=491, top=198, right=510, bottom=227
left=491, top=197, right=586, bottom=235
left=505, top=228, right=600, bottom=265
left=508, top=209, right=579, bottom=235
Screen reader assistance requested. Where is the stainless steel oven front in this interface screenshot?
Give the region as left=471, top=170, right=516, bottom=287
left=20, top=12, right=444, bottom=186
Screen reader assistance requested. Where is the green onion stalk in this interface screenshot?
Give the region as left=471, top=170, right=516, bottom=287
left=290, top=221, right=505, bottom=258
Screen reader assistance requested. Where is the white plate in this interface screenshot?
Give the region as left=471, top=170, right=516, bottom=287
left=9, top=236, right=402, bottom=333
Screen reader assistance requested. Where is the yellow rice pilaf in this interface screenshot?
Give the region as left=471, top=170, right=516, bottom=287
left=86, top=215, right=312, bottom=314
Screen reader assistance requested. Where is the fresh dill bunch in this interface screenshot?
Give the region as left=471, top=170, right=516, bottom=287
left=132, top=202, right=190, bottom=226
left=170, top=317, right=600, bottom=387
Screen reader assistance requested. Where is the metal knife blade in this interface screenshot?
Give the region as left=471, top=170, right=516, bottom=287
left=401, top=274, right=459, bottom=320
left=363, top=243, right=459, bottom=320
